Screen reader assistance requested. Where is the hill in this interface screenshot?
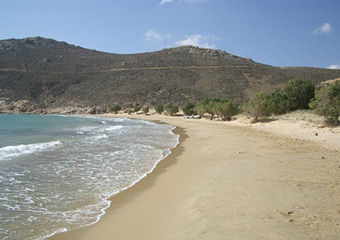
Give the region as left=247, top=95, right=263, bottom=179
left=1, top=36, right=340, bottom=113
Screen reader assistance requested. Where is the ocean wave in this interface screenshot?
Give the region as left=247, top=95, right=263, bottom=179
left=75, top=125, right=124, bottom=135
left=87, top=134, right=109, bottom=141
left=100, top=125, right=124, bottom=132
left=0, top=141, right=62, bottom=161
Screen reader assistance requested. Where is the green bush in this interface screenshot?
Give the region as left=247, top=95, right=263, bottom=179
left=109, top=104, right=122, bottom=114
left=213, top=100, right=239, bottom=121
left=134, top=105, right=141, bottom=112
left=164, top=103, right=179, bottom=116
left=244, top=91, right=271, bottom=122
left=309, top=82, right=340, bottom=126
left=195, top=98, right=223, bottom=120
left=154, top=104, right=164, bottom=114
left=281, top=78, right=315, bottom=110
left=182, top=102, right=196, bottom=116
left=194, top=98, right=239, bottom=120
left=268, top=90, right=290, bottom=115
left=142, top=106, right=149, bottom=114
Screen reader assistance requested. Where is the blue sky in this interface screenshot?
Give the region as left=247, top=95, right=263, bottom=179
left=1, top=0, right=339, bottom=69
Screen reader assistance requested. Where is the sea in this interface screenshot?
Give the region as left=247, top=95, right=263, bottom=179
left=0, top=114, right=179, bottom=240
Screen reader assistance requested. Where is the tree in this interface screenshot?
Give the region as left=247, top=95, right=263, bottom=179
left=213, top=100, right=239, bottom=121
left=154, top=104, right=164, bottom=114
left=164, top=103, right=179, bottom=116
left=142, top=106, right=149, bottom=115
left=182, top=102, right=196, bottom=116
left=134, top=105, right=141, bottom=112
left=195, top=98, right=223, bottom=120
left=281, top=78, right=315, bottom=110
left=244, top=91, right=271, bottom=122
left=109, top=104, right=122, bottom=114
left=194, top=102, right=206, bottom=117
left=309, top=82, right=340, bottom=126
left=268, top=90, right=290, bottom=115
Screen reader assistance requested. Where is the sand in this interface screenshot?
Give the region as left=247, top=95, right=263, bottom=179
left=51, top=113, right=340, bottom=240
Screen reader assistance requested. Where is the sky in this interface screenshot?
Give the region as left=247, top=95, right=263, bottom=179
left=0, top=0, right=340, bottom=69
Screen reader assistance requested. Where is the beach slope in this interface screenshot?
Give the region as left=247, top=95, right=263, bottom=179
left=51, top=115, right=340, bottom=240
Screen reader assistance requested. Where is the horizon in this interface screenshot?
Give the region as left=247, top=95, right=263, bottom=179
left=1, top=0, right=340, bottom=69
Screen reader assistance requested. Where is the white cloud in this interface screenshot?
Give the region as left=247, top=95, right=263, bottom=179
left=159, top=0, right=173, bottom=5
left=145, top=29, right=162, bottom=41
left=175, top=34, right=217, bottom=48
left=328, top=64, right=340, bottom=69
left=313, top=23, right=333, bottom=34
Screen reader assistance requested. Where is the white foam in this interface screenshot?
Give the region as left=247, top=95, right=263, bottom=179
left=87, top=134, right=109, bottom=141
left=0, top=141, right=61, bottom=160
left=75, top=125, right=98, bottom=133
left=101, top=125, right=124, bottom=132
left=76, top=125, right=124, bottom=135
left=38, top=227, right=68, bottom=240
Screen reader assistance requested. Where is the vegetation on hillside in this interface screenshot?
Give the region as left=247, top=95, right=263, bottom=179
left=109, top=104, right=121, bottom=114
left=164, top=103, right=179, bottom=116
left=1, top=37, right=340, bottom=111
left=309, top=81, right=340, bottom=126
left=181, top=102, right=196, bottom=116
left=142, top=106, right=149, bottom=115
left=108, top=78, right=339, bottom=127
left=281, top=78, right=315, bottom=110
left=244, top=92, right=271, bottom=122
left=243, top=78, right=319, bottom=122
left=154, top=104, right=164, bottom=114
left=195, top=98, right=239, bottom=121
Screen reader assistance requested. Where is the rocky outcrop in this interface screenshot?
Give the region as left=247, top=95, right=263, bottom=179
left=320, top=78, right=340, bottom=86
left=0, top=98, right=109, bottom=115
left=0, top=99, right=38, bottom=113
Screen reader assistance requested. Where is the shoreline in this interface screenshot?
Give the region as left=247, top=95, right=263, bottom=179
left=51, top=114, right=340, bottom=240
left=50, top=117, right=188, bottom=240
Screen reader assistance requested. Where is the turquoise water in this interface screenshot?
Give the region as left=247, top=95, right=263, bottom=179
left=0, top=114, right=179, bottom=240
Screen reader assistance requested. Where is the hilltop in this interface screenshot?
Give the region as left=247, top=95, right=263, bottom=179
left=0, top=37, right=339, bottom=113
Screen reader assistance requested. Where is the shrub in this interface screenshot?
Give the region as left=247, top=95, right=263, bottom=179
left=164, top=103, right=179, bottom=116
left=268, top=90, right=290, bottom=115
left=109, top=104, right=122, bottom=114
left=195, top=98, right=223, bottom=120
left=134, top=105, right=141, bottom=112
left=182, top=102, right=196, bottom=116
left=244, top=91, right=271, bottom=122
left=309, top=82, right=340, bottom=126
left=213, top=100, right=239, bottom=121
left=281, top=78, right=315, bottom=110
left=154, top=104, right=164, bottom=114
left=142, top=106, right=149, bottom=114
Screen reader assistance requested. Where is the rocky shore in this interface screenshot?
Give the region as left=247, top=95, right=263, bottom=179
left=0, top=98, right=107, bottom=115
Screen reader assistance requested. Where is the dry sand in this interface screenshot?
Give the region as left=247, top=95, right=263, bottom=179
left=51, top=113, right=340, bottom=240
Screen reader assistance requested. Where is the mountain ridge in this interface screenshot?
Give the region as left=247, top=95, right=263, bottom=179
left=1, top=37, right=339, bottom=113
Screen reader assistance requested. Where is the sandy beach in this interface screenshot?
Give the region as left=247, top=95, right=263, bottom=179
left=51, top=113, right=340, bottom=240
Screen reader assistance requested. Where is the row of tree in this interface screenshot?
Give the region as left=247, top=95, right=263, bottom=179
left=109, top=104, right=150, bottom=115
left=244, top=78, right=340, bottom=125
left=244, top=78, right=315, bottom=121
left=108, top=78, right=340, bottom=126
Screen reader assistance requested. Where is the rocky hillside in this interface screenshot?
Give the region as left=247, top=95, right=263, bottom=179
left=1, top=37, right=340, bottom=113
